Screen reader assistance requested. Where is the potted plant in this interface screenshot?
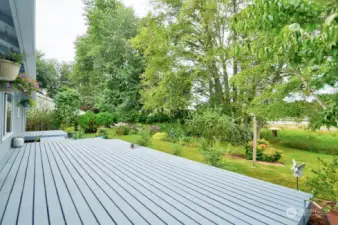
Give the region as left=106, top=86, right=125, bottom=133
left=1, top=73, right=39, bottom=108
left=12, top=136, right=24, bottom=148
left=0, top=51, right=24, bottom=81
left=18, top=98, right=35, bottom=109
left=65, top=127, right=75, bottom=138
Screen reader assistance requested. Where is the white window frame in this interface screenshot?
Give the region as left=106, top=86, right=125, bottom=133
left=3, top=93, right=14, bottom=141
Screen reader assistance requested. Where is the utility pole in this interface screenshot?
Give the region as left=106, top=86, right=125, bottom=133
left=251, top=113, right=257, bottom=166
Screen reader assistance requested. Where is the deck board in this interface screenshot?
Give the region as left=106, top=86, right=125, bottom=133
left=0, top=139, right=312, bottom=225
left=24, top=130, right=67, bottom=142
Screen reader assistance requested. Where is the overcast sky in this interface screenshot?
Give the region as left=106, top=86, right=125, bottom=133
left=36, top=0, right=152, bottom=62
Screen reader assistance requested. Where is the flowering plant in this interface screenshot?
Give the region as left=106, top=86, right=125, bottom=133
left=0, top=73, right=39, bottom=97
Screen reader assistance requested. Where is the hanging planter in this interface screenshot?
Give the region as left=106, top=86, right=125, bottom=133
left=0, top=59, right=21, bottom=81
left=0, top=51, right=24, bottom=81
left=18, top=98, right=35, bottom=109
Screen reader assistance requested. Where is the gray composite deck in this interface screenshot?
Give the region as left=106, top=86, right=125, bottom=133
left=24, top=130, right=67, bottom=141
left=0, top=139, right=312, bottom=225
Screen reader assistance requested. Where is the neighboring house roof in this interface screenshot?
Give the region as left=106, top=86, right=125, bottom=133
left=0, top=0, right=36, bottom=78
left=0, top=139, right=312, bottom=225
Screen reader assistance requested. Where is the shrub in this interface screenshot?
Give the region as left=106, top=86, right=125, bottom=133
left=152, top=132, right=169, bottom=140
left=26, top=108, right=58, bottom=131
left=128, top=129, right=138, bottom=135
left=78, top=111, right=97, bottom=133
left=261, top=129, right=338, bottom=155
left=96, top=127, right=109, bottom=139
left=172, top=142, right=183, bottom=156
left=137, top=129, right=152, bottom=146
left=73, top=130, right=84, bottom=139
left=307, top=158, right=338, bottom=210
left=115, top=126, right=130, bottom=135
left=54, top=89, right=80, bottom=127
left=199, top=139, right=224, bottom=167
left=95, top=112, right=116, bottom=127
left=148, top=125, right=160, bottom=134
left=245, top=139, right=282, bottom=162
left=187, top=108, right=248, bottom=145
left=65, top=127, right=75, bottom=133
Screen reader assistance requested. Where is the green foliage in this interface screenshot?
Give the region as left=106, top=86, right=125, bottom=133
left=95, top=112, right=116, bottom=127
left=137, top=129, right=152, bottom=147
left=65, top=127, right=75, bottom=133
left=128, top=128, right=138, bottom=135
left=115, top=126, right=130, bottom=136
left=0, top=50, right=24, bottom=64
left=78, top=111, right=97, bottom=133
left=96, top=127, right=109, bottom=139
left=188, top=108, right=248, bottom=145
left=26, top=108, right=57, bottom=131
left=54, top=88, right=81, bottom=128
left=261, top=129, right=338, bottom=155
left=199, top=139, right=224, bottom=167
left=172, top=142, right=183, bottom=156
left=245, top=139, right=282, bottom=162
left=73, top=130, right=85, bottom=140
left=152, top=132, right=169, bottom=140
left=307, top=158, right=338, bottom=208
left=74, top=0, right=144, bottom=114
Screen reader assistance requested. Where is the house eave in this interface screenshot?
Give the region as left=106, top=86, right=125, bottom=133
left=9, top=0, right=36, bottom=79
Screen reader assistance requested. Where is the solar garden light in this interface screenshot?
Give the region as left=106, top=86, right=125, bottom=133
left=291, top=159, right=306, bottom=190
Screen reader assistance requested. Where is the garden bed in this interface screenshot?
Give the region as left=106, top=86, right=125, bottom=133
left=225, top=153, right=285, bottom=167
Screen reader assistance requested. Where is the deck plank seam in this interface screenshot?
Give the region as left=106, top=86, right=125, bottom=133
left=78, top=142, right=239, bottom=225
left=46, top=142, right=84, bottom=225
left=84, top=142, right=267, bottom=225
left=0, top=148, right=22, bottom=190
left=39, top=143, right=51, bottom=225
left=61, top=142, right=168, bottom=225
left=98, top=142, right=297, bottom=223
left=52, top=141, right=116, bottom=225
left=111, top=141, right=308, bottom=204
left=69, top=142, right=189, bottom=225
left=44, top=142, right=67, bottom=225
left=56, top=141, right=151, bottom=225
left=0, top=145, right=28, bottom=225
left=133, top=143, right=311, bottom=199
left=15, top=144, right=32, bottom=225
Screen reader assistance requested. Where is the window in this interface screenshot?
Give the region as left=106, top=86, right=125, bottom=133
left=4, top=93, right=13, bottom=136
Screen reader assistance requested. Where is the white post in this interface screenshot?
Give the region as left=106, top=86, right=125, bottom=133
left=253, top=114, right=257, bottom=166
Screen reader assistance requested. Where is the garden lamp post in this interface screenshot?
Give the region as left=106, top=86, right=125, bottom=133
left=291, top=159, right=306, bottom=190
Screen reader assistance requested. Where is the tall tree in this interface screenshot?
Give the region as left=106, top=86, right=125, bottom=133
left=132, top=0, right=244, bottom=115
left=36, top=50, right=59, bottom=97
left=232, top=0, right=338, bottom=128
left=73, top=0, right=144, bottom=118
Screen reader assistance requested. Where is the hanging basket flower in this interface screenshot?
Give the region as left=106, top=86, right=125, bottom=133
left=0, top=73, right=39, bottom=107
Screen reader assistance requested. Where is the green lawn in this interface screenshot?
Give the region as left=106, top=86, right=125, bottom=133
left=82, top=132, right=336, bottom=201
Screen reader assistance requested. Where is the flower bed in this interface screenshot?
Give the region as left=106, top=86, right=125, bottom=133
left=245, top=139, right=282, bottom=162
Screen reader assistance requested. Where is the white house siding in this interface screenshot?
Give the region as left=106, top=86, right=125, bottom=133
left=0, top=91, right=25, bottom=159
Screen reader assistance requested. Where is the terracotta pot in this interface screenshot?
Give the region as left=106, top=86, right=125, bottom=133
left=0, top=59, right=21, bottom=81
left=327, top=211, right=338, bottom=225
